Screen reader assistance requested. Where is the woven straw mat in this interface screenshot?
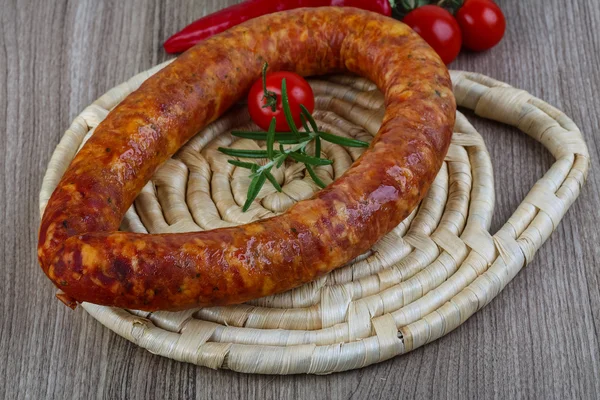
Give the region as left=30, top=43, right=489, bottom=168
left=39, top=60, right=590, bottom=374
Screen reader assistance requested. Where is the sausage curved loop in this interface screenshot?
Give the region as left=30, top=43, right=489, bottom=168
left=38, top=7, right=455, bottom=311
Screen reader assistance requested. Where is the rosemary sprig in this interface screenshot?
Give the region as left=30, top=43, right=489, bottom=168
left=220, top=64, right=369, bottom=212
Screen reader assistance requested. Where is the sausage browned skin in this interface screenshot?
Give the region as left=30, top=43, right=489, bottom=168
left=38, top=7, right=455, bottom=311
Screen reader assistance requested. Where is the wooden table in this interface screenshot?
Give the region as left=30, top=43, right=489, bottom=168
left=2, top=0, right=599, bottom=398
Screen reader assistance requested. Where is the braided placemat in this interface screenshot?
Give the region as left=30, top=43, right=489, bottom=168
left=39, top=61, right=589, bottom=374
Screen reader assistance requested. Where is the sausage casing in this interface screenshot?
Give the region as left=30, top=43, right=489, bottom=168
left=38, top=7, right=456, bottom=311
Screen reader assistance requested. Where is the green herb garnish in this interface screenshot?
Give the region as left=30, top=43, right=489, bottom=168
left=221, top=65, right=369, bottom=212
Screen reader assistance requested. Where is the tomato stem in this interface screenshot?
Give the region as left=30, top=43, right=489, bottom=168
left=391, top=0, right=463, bottom=19
left=261, top=62, right=278, bottom=112
left=436, top=0, right=463, bottom=14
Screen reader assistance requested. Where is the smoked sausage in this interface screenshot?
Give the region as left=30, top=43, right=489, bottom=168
left=38, top=7, right=455, bottom=311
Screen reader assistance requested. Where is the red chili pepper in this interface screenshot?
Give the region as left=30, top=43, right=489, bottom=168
left=164, top=0, right=393, bottom=53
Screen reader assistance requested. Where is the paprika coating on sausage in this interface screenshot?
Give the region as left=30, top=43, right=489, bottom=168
left=38, top=7, right=456, bottom=311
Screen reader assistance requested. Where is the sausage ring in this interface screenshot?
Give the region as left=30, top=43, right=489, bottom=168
left=38, top=7, right=455, bottom=311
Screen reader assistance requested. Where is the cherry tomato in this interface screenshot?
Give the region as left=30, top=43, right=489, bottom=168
left=456, top=0, right=506, bottom=52
left=402, top=5, right=462, bottom=65
left=247, top=71, right=315, bottom=132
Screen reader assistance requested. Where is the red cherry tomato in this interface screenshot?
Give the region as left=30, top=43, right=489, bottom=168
left=247, top=71, right=315, bottom=132
left=456, top=0, right=506, bottom=51
left=403, top=5, right=462, bottom=65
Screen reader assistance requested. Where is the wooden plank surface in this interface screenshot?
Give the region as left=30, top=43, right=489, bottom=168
left=1, top=0, right=599, bottom=398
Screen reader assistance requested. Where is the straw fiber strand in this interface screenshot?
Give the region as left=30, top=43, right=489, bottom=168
left=38, top=66, right=589, bottom=374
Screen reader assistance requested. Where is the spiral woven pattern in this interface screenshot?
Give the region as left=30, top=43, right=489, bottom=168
left=39, top=61, right=589, bottom=374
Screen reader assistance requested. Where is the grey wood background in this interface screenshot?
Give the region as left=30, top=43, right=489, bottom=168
left=1, top=0, right=599, bottom=398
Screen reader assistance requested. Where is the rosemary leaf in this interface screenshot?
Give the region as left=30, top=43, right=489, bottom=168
left=243, top=173, right=267, bottom=211
left=218, top=147, right=269, bottom=158
left=266, top=117, right=276, bottom=160
left=317, top=130, right=369, bottom=148
left=276, top=153, right=287, bottom=168
left=278, top=138, right=306, bottom=145
left=300, top=105, right=319, bottom=132
left=227, top=160, right=258, bottom=170
left=314, top=136, right=321, bottom=158
left=281, top=79, right=301, bottom=137
left=305, top=164, right=326, bottom=188
left=231, top=130, right=310, bottom=142
left=264, top=170, right=282, bottom=192
left=230, top=131, right=269, bottom=140
left=300, top=113, right=311, bottom=133
left=288, top=152, right=332, bottom=166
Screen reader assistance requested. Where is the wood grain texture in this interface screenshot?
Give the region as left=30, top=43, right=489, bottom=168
left=0, top=0, right=598, bottom=398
